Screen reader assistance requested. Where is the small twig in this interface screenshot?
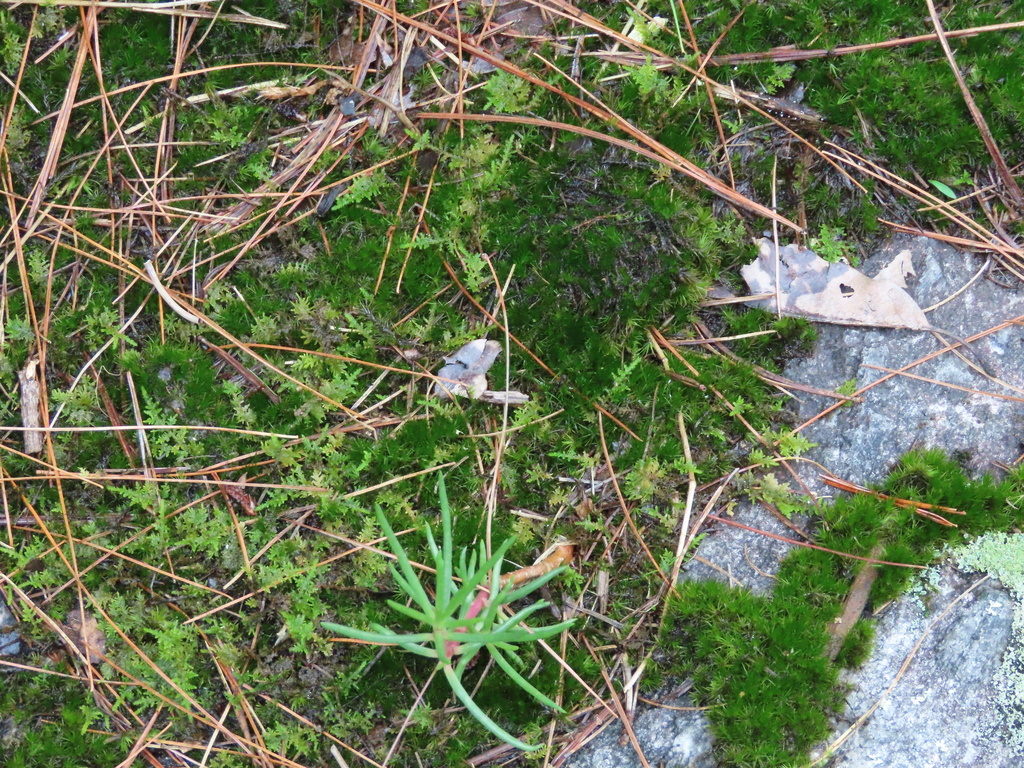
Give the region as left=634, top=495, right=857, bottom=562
left=17, top=357, right=44, bottom=455
left=500, top=543, right=575, bottom=588
left=144, top=260, right=198, bottom=323
left=826, top=543, right=883, bottom=660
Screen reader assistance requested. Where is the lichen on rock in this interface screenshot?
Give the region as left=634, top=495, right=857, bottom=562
left=956, top=532, right=1024, bottom=756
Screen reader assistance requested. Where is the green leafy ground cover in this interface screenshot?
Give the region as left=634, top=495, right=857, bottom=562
left=1, top=0, right=1023, bottom=765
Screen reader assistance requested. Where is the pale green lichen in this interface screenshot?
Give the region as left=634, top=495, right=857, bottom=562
left=955, top=532, right=1024, bottom=754
left=957, top=533, right=1024, bottom=594
left=903, top=562, right=944, bottom=611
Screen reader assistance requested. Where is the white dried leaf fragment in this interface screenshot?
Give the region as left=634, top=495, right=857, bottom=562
left=432, top=340, right=530, bottom=404
left=434, top=339, right=502, bottom=400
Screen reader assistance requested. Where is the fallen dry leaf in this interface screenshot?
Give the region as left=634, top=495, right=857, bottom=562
left=493, top=3, right=549, bottom=37
left=64, top=609, right=106, bottom=664
left=741, top=239, right=930, bottom=330
left=327, top=23, right=360, bottom=66
left=223, top=476, right=257, bottom=516
left=874, top=248, right=915, bottom=288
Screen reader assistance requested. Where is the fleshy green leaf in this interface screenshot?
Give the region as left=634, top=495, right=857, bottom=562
left=929, top=179, right=957, bottom=199
left=443, top=665, right=539, bottom=751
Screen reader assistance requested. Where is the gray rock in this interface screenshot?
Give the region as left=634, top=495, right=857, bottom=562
left=786, top=235, right=1024, bottom=489
left=0, top=592, right=19, bottom=657
left=680, top=499, right=805, bottom=596
left=791, top=236, right=1024, bottom=767
left=819, top=564, right=1019, bottom=768
left=565, top=235, right=1024, bottom=768
left=566, top=688, right=715, bottom=768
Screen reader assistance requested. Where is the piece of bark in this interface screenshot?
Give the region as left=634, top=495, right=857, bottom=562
left=826, top=543, right=883, bottom=660
left=477, top=390, right=530, bottom=405
left=18, top=357, right=44, bottom=455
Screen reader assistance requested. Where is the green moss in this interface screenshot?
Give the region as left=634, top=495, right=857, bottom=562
left=2, top=683, right=127, bottom=768
left=833, top=618, right=875, bottom=670
left=663, top=581, right=842, bottom=766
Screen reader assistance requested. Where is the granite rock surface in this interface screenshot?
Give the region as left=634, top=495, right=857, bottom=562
left=0, top=594, right=18, bottom=658
left=821, top=564, right=1018, bottom=768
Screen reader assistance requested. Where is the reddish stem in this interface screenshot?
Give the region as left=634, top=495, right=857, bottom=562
left=445, top=589, right=490, bottom=660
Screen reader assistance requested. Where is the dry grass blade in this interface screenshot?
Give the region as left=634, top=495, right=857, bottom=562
left=706, top=20, right=1024, bottom=66
left=597, top=413, right=669, bottom=586
left=582, top=635, right=651, bottom=768
left=30, top=61, right=339, bottom=122
left=15, top=0, right=283, bottom=20
left=684, top=320, right=860, bottom=403
left=862, top=364, right=1024, bottom=404
left=243, top=685, right=384, bottom=768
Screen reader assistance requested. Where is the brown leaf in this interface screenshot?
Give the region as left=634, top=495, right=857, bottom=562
left=224, top=476, right=257, bottom=516
left=741, top=239, right=930, bottom=330
left=328, top=30, right=360, bottom=66
left=64, top=609, right=106, bottom=664
left=493, top=3, right=549, bottom=37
